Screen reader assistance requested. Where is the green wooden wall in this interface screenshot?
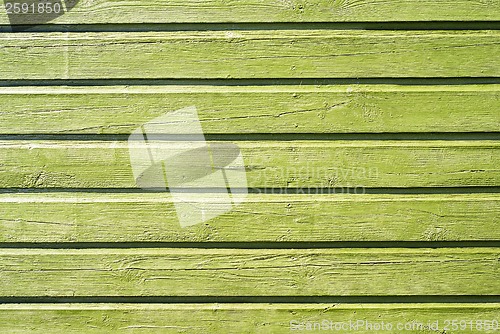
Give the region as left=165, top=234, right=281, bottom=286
left=0, top=0, right=499, bottom=332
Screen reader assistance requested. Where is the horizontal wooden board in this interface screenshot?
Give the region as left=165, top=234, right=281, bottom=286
left=0, top=193, right=498, bottom=242
left=0, top=248, right=498, bottom=296
left=0, top=304, right=499, bottom=333
left=0, top=141, right=498, bottom=188
left=1, top=85, right=499, bottom=134
left=1, top=0, right=499, bottom=24
left=1, top=31, right=499, bottom=79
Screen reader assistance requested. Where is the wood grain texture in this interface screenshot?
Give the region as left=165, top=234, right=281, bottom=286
left=1, top=85, right=499, bottom=134
left=1, top=31, right=499, bottom=79
left=0, top=248, right=498, bottom=296
left=0, top=304, right=499, bottom=333
left=0, top=193, right=498, bottom=242
left=0, top=141, right=498, bottom=188
left=1, top=0, right=499, bottom=24
left=0, top=0, right=497, bottom=326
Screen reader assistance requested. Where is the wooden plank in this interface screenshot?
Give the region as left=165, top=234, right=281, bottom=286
left=0, top=248, right=497, bottom=296
left=0, top=193, right=498, bottom=242
left=1, top=85, right=499, bottom=134
left=1, top=0, right=499, bottom=24
left=0, top=141, right=498, bottom=188
left=0, top=304, right=499, bottom=333
left=1, top=31, right=499, bottom=79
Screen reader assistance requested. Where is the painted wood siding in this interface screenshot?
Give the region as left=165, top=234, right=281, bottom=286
left=0, top=0, right=498, bottom=332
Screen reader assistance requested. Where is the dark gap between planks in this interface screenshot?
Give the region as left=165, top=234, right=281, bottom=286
left=0, top=296, right=499, bottom=304
left=0, top=241, right=499, bottom=249
left=1, top=22, right=500, bottom=33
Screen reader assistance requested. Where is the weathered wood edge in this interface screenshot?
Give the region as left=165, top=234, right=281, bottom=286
left=1, top=193, right=498, bottom=242
left=1, top=0, right=499, bottom=24
left=0, top=85, right=498, bottom=134
left=0, top=248, right=498, bottom=296
left=1, top=31, right=498, bottom=79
